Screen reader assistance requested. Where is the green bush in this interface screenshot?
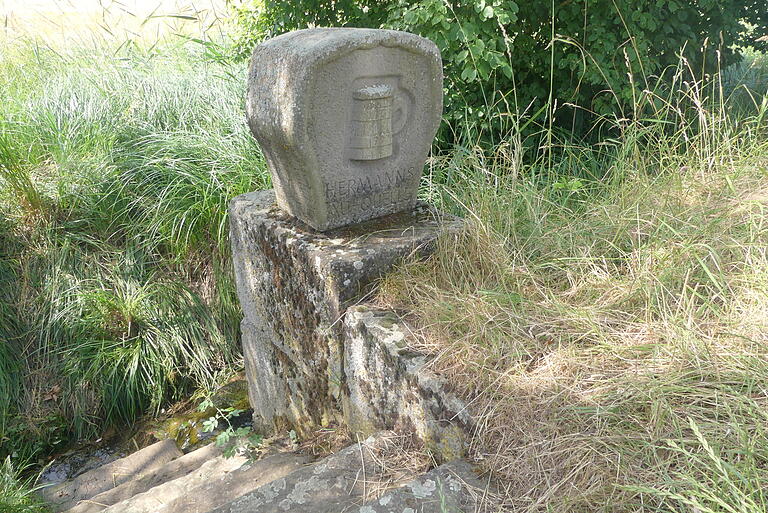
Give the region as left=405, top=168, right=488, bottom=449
left=230, top=0, right=768, bottom=139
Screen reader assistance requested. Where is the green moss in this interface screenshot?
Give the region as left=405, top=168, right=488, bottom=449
left=425, top=425, right=466, bottom=463
left=148, top=378, right=253, bottom=450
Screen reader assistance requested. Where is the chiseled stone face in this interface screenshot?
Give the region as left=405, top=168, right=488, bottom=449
left=246, top=28, right=443, bottom=231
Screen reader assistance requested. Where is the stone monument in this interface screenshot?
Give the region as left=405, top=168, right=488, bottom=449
left=246, top=27, right=443, bottom=231
left=232, top=28, right=468, bottom=459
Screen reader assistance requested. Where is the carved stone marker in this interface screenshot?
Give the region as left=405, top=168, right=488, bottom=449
left=246, top=28, right=443, bottom=231
left=233, top=28, right=468, bottom=460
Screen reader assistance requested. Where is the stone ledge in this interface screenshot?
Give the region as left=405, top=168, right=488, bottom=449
left=40, top=440, right=183, bottom=512
left=355, top=460, right=484, bottom=513
left=209, top=433, right=388, bottom=513
left=343, top=306, right=472, bottom=462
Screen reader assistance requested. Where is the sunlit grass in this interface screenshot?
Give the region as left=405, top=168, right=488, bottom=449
left=0, top=7, right=766, bottom=511
left=0, top=37, right=267, bottom=463
left=0, top=0, right=228, bottom=48
left=0, top=458, right=49, bottom=513
left=380, top=56, right=768, bottom=511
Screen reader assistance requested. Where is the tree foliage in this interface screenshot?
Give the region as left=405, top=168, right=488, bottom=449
left=231, top=0, right=767, bottom=138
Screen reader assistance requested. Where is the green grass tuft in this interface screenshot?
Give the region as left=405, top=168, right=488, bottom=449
left=0, top=458, right=49, bottom=513
left=0, top=37, right=266, bottom=463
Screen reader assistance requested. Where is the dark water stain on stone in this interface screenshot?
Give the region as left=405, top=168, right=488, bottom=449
left=39, top=447, right=122, bottom=485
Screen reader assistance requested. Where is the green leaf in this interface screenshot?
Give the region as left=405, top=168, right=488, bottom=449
left=461, top=67, right=478, bottom=82
left=477, top=60, right=491, bottom=80
left=197, top=398, right=213, bottom=412
left=225, top=408, right=244, bottom=419
left=234, top=427, right=251, bottom=437
left=482, top=6, right=494, bottom=19
left=202, top=417, right=218, bottom=433
left=215, top=429, right=232, bottom=446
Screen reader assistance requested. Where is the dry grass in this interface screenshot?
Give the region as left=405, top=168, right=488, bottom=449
left=379, top=126, right=768, bottom=510
left=0, top=0, right=228, bottom=46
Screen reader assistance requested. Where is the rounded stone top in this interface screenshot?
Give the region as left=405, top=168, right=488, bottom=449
left=257, top=27, right=442, bottom=65
left=246, top=28, right=443, bottom=231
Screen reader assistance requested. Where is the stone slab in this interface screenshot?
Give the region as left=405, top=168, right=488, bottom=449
left=65, top=443, right=222, bottom=513
left=209, top=434, right=386, bottom=513
left=246, top=28, right=443, bottom=231
left=355, top=460, right=484, bottom=513
left=230, top=189, right=462, bottom=436
left=98, top=451, right=244, bottom=513
left=157, top=452, right=309, bottom=513
left=98, top=450, right=306, bottom=513
left=40, top=439, right=182, bottom=512
left=343, top=306, right=473, bottom=463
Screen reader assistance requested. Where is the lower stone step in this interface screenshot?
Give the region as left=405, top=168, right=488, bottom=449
left=209, top=435, right=385, bottom=513
left=65, top=443, right=222, bottom=513
left=355, top=460, right=484, bottom=513
left=40, top=440, right=183, bottom=512
left=157, top=452, right=310, bottom=513
left=99, top=451, right=308, bottom=513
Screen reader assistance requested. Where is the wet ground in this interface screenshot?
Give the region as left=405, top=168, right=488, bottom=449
left=39, top=376, right=253, bottom=485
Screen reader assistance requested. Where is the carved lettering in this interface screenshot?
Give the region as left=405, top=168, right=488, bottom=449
left=324, top=168, right=418, bottom=204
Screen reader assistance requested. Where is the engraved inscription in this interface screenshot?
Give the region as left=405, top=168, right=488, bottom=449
left=326, top=189, right=413, bottom=219
left=349, top=85, right=393, bottom=161
left=324, top=167, right=418, bottom=203
left=324, top=167, right=419, bottom=221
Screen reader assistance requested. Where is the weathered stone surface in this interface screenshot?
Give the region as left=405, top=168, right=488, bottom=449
left=246, top=28, right=443, bottom=231
left=156, top=452, right=308, bottom=513
left=343, top=306, right=473, bottom=462
left=99, top=451, right=306, bottom=513
left=230, top=189, right=462, bottom=436
left=210, top=434, right=386, bottom=513
left=355, top=460, right=484, bottom=513
left=97, top=451, right=244, bottom=513
left=40, top=440, right=182, bottom=512
left=66, top=443, right=223, bottom=513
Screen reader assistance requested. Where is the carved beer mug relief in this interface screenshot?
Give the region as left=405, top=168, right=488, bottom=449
left=349, top=85, right=394, bottom=161
left=348, top=83, right=411, bottom=161
left=246, top=28, right=443, bottom=231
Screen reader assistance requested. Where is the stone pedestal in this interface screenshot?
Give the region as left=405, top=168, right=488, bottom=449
left=230, top=190, right=461, bottom=437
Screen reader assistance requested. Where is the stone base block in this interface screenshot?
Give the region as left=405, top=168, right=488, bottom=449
left=230, top=189, right=462, bottom=436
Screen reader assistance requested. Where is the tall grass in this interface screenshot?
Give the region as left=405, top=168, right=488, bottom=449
left=0, top=458, right=49, bottom=513
left=380, top=54, right=768, bottom=511
left=0, top=37, right=267, bottom=462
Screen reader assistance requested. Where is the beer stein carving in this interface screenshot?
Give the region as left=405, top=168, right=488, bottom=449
left=246, top=28, right=443, bottom=231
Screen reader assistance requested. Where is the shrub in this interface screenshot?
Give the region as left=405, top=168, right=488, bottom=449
left=230, top=0, right=768, bottom=139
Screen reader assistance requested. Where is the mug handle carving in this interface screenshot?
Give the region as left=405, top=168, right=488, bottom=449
left=391, top=93, right=409, bottom=135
